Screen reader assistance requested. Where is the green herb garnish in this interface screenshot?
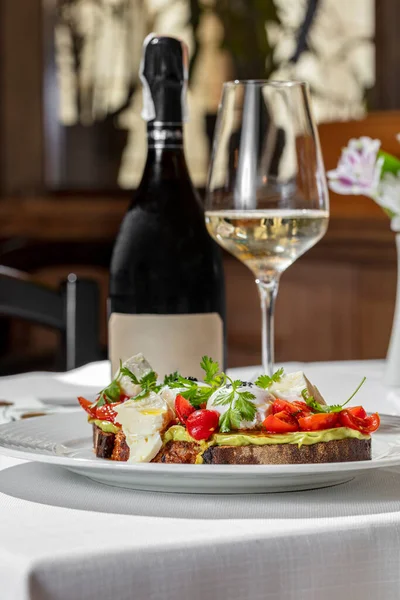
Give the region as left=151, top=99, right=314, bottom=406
left=167, top=356, right=226, bottom=408
left=96, top=378, right=121, bottom=407
left=255, top=367, right=284, bottom=389
left=95, top=362, right=160, bottom=408
left=119, top=365, right=159, bottom=399
left=163, top=371, right=179, bottom=386
left=200, top=356, right=225, bottom=388
left=213, top=378, right=257, bottom=433
left=301, top=376, right=367, bottom=414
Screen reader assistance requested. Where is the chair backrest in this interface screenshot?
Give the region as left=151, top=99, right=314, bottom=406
left=0, top=267, right=102, bottom=370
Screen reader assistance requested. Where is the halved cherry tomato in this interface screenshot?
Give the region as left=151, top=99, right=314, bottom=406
left=339, top=410, right=380, bottom=434
left=175, top=394, right=195, bottom=424
left=186, top=409, right=219, bottom=440
left=78, top=396, right=96, bottom=418
left=272, top=398, right=311, bottom=418
left=347, top=406, right=367, bottom=419
left=96, top=402, right=121, bottom=424
left=298, top=412, right=338, bottom=431
left=263, top=411, right=299, bottom=433
left=293, top=401, right=312, bottom=415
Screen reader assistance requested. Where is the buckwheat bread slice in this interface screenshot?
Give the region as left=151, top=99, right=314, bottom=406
left=93, top=424, right=371, bottom=464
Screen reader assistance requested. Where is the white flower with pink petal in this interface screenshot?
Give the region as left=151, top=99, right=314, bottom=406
left=376, top=172, right=400, bottom=217
left=327, top=136, right=384, bottom=197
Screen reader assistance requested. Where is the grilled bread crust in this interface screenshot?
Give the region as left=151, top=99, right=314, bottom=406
left=93, top=425, right=371, bottom=464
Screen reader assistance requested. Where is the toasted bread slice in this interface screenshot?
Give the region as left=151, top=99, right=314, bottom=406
left=93, top=424, right=371, bottom=464
left=201, top=438, right=371, bottom=464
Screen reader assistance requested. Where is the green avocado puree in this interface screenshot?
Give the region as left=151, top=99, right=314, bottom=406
left=163, top=425, right=369, bottom=448
left=89, top=418, right=120, bottom=434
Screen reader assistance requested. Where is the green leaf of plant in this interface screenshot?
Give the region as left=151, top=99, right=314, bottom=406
left=255, top=367, right=284, bottom=389
left=213, top=389, right=235, bottom=407
left=163, top=371, right=179, bottom=386
left=236, top=395, right=257, bottom=422
left=119, top=366, right=140, bottom=385
left=229, top=407, right=242, bottom=430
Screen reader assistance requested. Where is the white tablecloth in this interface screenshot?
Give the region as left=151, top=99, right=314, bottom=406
left=1, top=360, right=400, bottom=600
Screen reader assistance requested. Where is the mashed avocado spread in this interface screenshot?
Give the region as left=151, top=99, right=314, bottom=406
left=89, top=418, right=120, bottom=434
left=90, top=421, right=369, bottom=447
left=163, top=425, right=369, bottom=447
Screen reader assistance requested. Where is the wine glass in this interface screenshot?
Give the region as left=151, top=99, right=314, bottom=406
left=205, top=80, right=329, bottom=375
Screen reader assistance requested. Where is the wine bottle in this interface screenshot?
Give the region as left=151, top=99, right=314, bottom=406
left=108, top=34, right=226, bottom=379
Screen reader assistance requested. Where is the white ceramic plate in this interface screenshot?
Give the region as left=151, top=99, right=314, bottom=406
left=0, top=411, right=399, bottom=494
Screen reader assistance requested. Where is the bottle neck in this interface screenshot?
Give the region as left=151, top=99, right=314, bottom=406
left=141, top=122, right=189, bottom=181
left=146, top=122, right=184, bottom=151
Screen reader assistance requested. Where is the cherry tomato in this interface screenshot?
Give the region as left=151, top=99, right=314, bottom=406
left=96, top=402, right=121, bottom=424
left=293, top=401, right=312, bottom=415
left=175, top=394, right=195, bottom=424
left=339, top=410, right=380, bottom=434
left=119, top=394, right=130, bottom=403
left=298, top=412, right=339, bottom=431
left=272, top=398, right=311, bottom=418
left=78, top=396, right=96, bottom=418
left=263, top=411, right=299, bottom=433
left=186, top=409, right=219, bottom=440
left=347, top=406, right=367, bottom=419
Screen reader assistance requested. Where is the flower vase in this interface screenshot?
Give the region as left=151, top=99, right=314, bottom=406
left=385, top=224, right=400, bottom=386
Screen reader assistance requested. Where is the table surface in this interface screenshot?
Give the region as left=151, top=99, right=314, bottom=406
left=1, top=359, right=400, bottom=600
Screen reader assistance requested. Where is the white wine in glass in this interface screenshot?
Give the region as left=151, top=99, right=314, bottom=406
left=205, top=81, right=329, bottom=375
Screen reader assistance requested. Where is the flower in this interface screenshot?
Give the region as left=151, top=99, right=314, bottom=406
left=375, top=171, right=400, bottom=217
left=327, top=136, right=383, bottom=197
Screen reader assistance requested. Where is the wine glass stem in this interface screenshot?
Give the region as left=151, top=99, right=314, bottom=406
left=257, top=279, right=279, bottom=376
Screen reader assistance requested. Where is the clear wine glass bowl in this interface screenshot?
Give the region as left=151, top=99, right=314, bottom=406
left=205, top=80, right=329, bottom=375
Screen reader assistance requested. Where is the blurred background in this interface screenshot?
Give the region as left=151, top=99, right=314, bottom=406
left=0, top=0, right=398, bottom=374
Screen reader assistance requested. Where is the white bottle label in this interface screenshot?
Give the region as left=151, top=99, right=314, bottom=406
left=109, top=313, right=223, bottom=379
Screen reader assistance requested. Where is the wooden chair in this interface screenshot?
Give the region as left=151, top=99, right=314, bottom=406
left=0, top=266, right=102, bottom=371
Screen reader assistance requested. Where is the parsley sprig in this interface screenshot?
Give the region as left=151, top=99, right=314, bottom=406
left=120, top=366, right=159, bottom=400
left=95, top=363, right=160, bottom=408
left=255, top=368, right=284, bottom=389
left=213, top=378, right=257, bottom=432
left=166, top=356, right=225, bottom=407
left=301, top=376, right=366, bottom=414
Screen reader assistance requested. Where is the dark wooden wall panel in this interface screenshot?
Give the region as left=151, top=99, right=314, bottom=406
left=375, top=0, right=400, bottom=109
left=0, top=0, right=43, bottom=195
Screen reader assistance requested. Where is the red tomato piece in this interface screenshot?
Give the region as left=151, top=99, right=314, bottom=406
left=339, top=410, right=380, bottom=434
left=298, top=412, right=338, bottom=431
left=292, top=401, right=312, bottom=415
left=78, top=396, right=96, bottom=418
left=272, top=398, right=311, bottom=418
left=96, top=402, right=121, bottom=424
left=263, top=411, right=299, bottom=433
left=175, top=394, right=195, bottom=424
left=186, top=409, right=219, bottom=440
left=347, top=406, right=367, bottom=419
